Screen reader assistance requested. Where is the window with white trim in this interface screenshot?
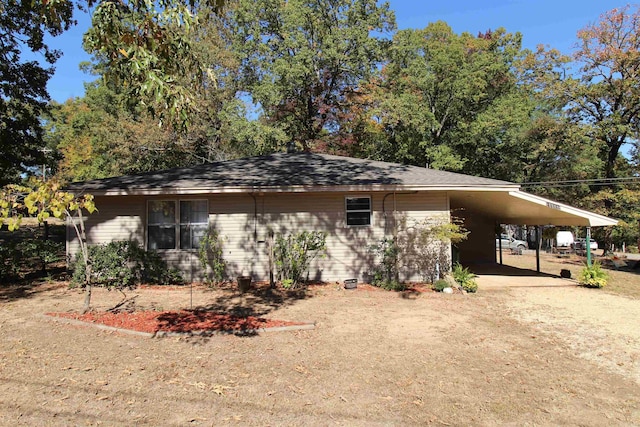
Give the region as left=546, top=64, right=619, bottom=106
left=148, top=200, right=208, bottom=250
left=345, top=196, right=371, bottom=226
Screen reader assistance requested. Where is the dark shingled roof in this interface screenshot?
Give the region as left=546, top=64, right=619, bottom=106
left=68, top=152, right=516, bottom=193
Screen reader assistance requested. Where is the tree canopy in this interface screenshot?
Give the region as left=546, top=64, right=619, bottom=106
left=226, top=0, right=396, bottom=151
left=0, top=0, right=74, bottom=184
left=4, top=1, right=640, bottom=248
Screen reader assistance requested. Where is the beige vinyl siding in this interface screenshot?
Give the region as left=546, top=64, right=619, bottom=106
left=68, top=191, right=450, bottom=283
left=208, top=194, right=263, bottom=281
left=67, top=196, right=144, bottom=261
left=222, top=191, right=450, bottom=283
left=384, top=192, right=450, bottom=282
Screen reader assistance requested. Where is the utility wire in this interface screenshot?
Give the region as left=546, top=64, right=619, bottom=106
left=519, top=176, right=640, bottom=187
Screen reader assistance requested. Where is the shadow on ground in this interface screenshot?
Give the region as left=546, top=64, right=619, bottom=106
left=156, top=284, right=312, bottom=341
left=468, top=263, right=559, bottom=278
left=0, top=267, right=68, bottom=303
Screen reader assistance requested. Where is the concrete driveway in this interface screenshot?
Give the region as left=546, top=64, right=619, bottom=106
left=469, top=263, right=575, bottom=290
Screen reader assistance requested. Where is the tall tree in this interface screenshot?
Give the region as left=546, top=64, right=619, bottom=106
left=569, top=4, right=640, bottom=181
left=561, top=5, right=640, bottom=250
left=376, top=23, right=533, bottom=179
left=226, top=0, right=395, bottom=151
left=0, top=0, right=74, bottom=184
left=46, top=79, right=258, bottom=182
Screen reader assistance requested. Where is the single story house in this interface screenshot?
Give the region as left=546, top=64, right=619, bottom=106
left=66, top=152, right=617, bottom=282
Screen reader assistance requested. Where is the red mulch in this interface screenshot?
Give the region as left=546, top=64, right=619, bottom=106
left=48, top=310, right=305, bottom=334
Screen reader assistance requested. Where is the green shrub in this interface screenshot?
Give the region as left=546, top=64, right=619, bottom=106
left=19, top=239, right=63, bottom=273
left=274, top=231, right=327, bottom=287
left=198, top=227, right=227, bottom=283
left=452, top=263, right=478, bottom=293
left=0, top=237, right=63, bottom=281
left=461, top=280, right=478, bottom=293
left=372, top=275, right=406, bottom=291
left=72, top=241, right=183, bottom=289
left=281, top=278, right=294, bottom=289
left=369, top=238, right=403, bottom=290
left=0, top=240, right=20, bottom=280
left=627, top=245, right=639, bottom=254
left=432, top=279, right=449, bottom=292
left=578, top=261, right=608, bottom=288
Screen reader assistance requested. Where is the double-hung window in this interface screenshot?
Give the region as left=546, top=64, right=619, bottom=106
left=179, top=200, right=208, bottom=249
left=345, top=196, right=371, bottom=226
left=148, top=200, right=208, bottom=250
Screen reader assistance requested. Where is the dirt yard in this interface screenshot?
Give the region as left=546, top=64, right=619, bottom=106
left=1, top=256, right=639, bottom=426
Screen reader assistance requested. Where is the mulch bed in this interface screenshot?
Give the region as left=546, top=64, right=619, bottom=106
left=47, top=310, right=305, bottom=334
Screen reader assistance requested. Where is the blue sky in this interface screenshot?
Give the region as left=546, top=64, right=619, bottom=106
left=45, top=0, right=624, bottom=103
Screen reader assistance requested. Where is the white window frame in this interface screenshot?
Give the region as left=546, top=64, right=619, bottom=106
left=147, top=199, right=209, bottom=250
left=178, top=199, right=209, bottom=250
left=345, top=195, right=372, bottom=227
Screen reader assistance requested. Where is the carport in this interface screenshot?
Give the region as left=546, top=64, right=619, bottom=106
left=450, top=189, right=618, bottom=272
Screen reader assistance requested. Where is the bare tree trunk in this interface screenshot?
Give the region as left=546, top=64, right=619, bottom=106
left=82, top=284, right=92, bottom=313
left=69, top=208, right=93, bottom=313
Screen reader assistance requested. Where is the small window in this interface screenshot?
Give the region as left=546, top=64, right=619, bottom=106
left=148, top=200, right=208, bottom=250
left=346, top=196, right=371, bottom=226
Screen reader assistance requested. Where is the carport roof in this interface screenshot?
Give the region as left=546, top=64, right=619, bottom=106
left=449, top=190, right=617, bottom=227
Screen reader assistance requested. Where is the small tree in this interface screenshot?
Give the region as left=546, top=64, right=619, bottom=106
left=368, top=237, right=404, bottom=290
left=369, top=214, right=469, bottom=289
left=397, top=215, right=469, bottom=284
left=198, top=227, right=227, bottom=284
left=273, top=231, right=327, bottom=288
left=0, top=178, right=97, bottom=312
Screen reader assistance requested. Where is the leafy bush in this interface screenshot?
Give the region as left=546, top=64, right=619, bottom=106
left=369, top=238, right=405, bottom=290
left=452, top=263, right=478, bottom=293
left=578, top=261, right=608, bottom=288
left=19, top=239, right=63, bottom=273
left=198, top=227, right=227, bottom=283
left=274, top=231, right=327, bottom=287
left=0, top=240, right=20, bottom=280
left=0, top=237, right=63, bottom=281
left=281, top=278, right=294, bottom=289
left=432, top=279, right=449, bottom=292
left=395, top=215, right=469, bottom=284
left=72, top=241, right=183, bottom=289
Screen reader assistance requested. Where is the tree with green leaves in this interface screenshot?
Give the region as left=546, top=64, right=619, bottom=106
left=226, top=0, right=396, bottom=151
left=0, top=178, right=97, bottom=312
left=46, top=82, right=196, bottom=181
left=0, top=0, right=74, bottom=184
left=522, top=6, right=640, bottom=250
left=83, top=0, right=227, bottom=130
left=1, top=0, right=228, bottom=185
left=376, top=23, right=531, bottom=177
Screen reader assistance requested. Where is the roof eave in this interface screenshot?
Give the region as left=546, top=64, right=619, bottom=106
left=508, top=191, right=618, bottom=227
left=83, top=183, right=521, bottom=196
